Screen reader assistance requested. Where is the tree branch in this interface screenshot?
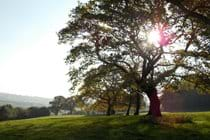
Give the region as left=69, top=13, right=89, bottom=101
left=95, top=44, right=129, bottom=73
left=167, top=0, right=210, bottom=25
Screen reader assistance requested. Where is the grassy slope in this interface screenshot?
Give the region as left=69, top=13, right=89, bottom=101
left=0, top=112, right=210, bottom=140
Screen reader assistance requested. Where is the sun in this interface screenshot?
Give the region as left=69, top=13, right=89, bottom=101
left=148, top=30, right=161, bottom=45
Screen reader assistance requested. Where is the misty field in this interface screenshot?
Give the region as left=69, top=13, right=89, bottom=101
left=0, top=112, right=210, bottom=140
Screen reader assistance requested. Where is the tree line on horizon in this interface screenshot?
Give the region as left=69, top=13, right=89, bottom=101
left=49, top=82, right=210, bottom=116
left=0, top=104, right=50, bottom=121
left=1, top=88, right=210, bottom=122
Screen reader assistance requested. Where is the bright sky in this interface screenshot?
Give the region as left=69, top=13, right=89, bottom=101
left=0, top=0, right=87, bottom=98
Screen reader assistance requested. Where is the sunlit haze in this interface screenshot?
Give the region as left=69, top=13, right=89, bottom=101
left=0, top=0, right=87, bottom=98
left=148, top=30, right=161, bottom=45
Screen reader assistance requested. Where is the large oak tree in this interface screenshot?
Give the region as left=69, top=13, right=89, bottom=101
left=58, top=0, right=210, bottom=117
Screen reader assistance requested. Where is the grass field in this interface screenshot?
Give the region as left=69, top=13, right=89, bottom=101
left=0, top=112, right=210, bottom=140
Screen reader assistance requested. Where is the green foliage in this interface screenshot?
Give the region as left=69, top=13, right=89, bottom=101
left=62, top=97, right=76, bottom=114
left=15, top=107, right=27, bottom=119
left=165, top=78, right=210, bottom=94
left=0, top=104, right=15, bottom=120
left=49, top=96, right=77, bottom=115
left=58, top=0, right=172, bottom=94
left=0, top=105, right=50, bottom=121
left=49, top=96, right=66, bottom=115
left=58, top=0, right=210, bottom=117
left=78, top=65, right=128, bottom=115
left=59, top=0, right=210, bottom=94
left=27, top=107, right=50, bottom=118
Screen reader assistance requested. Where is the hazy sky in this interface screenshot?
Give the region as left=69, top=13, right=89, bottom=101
left=0, top=0, right=87, bottom=98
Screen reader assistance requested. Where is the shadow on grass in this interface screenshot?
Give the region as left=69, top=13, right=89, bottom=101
left=64, top=115, right=210, bottom=140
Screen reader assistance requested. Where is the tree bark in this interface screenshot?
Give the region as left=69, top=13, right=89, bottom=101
left=110, top=108, right=115, bottom=115
left=146, top=88, right=162, bottom=117
left=55, top=110, right=59, bottom=115
left=106, top=102, right=112, bottom=116
left=106, top=99, right=115, bottom=116
left=126, top=93, right=132, bottom=116
left=134, top=92, right=140, bottom=115
left=70, top=109, right=73, bottom=115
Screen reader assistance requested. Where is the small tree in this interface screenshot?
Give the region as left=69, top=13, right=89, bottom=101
left=0, top=104, right=15, bottom=120
left=15, top=107, right=27, bottom=119
left=49, top=96, right=66, bottom=115
left=62, top=97, right=76, bottom=114
left=79, top=66, right=126, bottom=115
left=27, top=107, right=50, bottom=118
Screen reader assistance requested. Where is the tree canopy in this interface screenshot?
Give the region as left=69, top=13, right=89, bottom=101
left=58, top=0, right=210, bottom=117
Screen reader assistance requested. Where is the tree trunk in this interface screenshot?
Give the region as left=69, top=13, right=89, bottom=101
left=134, top=92, right=140, bottom=115
left=107, top=98, right=115, bottom=116
left=126, top=94, right=132, bottom=116
left=147, top=89, right=161, bottom=117
left=55, top=110, right=59, bottom=115
left=70, top=109, right=73, bottom=115
left=106, top=102, right=111, bottom=116
left=110, top=108, right=115, bottom=115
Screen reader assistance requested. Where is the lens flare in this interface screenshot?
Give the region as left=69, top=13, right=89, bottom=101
left=148, top=30, right=161, bottom=45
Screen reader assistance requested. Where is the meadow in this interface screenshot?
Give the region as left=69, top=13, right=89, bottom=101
left=0, top=112, right=210, bottom=140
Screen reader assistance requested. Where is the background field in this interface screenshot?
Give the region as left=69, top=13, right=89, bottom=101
left=0, top=112, right=210, bottom=140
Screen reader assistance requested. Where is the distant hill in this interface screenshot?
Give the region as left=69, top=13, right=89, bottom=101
left=0, top=92, right=51, bottom=108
